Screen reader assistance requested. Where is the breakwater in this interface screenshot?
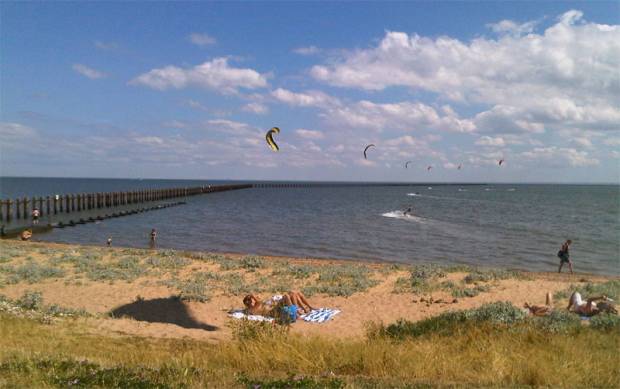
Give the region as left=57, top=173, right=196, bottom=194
left=0, top=184, right=252, bottom=236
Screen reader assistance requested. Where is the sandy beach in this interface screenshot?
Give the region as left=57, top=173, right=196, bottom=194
left=0, top=240, right=614, bottom=342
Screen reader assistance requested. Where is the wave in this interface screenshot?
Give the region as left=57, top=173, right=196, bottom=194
left=507, top=188, right=516, bottom=191
left=407, top=193, right=422, bottom=197
left=382, top=210, right=426, bottom=223
left=458, top=188, right=468, bottom=192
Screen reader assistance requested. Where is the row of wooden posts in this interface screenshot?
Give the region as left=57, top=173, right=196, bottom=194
left=0, top=184, right=252, bottom=223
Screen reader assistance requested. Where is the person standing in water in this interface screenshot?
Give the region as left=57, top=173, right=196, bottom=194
left=31, top=208, right=40, bottom=225
left=557, top=239, right=573, bottom=274
left=149, top=228, right=157, bottom=248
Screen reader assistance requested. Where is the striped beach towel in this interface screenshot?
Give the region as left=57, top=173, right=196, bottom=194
left=300, top=308, right=341, bottom=323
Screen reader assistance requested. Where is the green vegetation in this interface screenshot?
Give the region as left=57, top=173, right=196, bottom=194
left=463, top=268, right=526, bottom=283
left=0, top=261, right=65, bottom=284
left=554, top=279, right=620, bottom=301
left=0, top=291, right=89, bottom=324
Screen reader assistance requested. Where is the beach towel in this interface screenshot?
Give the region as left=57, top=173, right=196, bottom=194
left=228, top=309, right=274, bottom=322
left=300, top=308, right=341, bottom=323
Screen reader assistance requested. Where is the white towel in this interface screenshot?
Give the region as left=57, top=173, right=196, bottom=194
left=228, top=309, right=273, bottom=322
left=300, top=308, right=341, bottom=323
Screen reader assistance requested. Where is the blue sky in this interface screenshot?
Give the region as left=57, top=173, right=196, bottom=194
left=1, top=2, right=619, bottom=183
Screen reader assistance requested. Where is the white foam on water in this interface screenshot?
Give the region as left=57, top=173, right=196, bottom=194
left=458, top=188, right=468, bottom=192
left=507, top=188, right=516, bottom=191
left=427, top=187, right=433, bottom=190
left=407, top=193, right=422, bottom=197
left=382, top=210, right=426, bottom=223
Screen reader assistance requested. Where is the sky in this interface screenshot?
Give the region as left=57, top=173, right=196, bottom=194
left=1, top=1, right=619, bottom=183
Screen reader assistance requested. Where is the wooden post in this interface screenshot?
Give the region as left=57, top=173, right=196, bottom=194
left=70, top=195, right=76, bottom=212
left=65, top=195, right=70, bottom=213
left=22, top=197, right=28, bottom=219
left=0, top=200, right=3, bottom=222
left=38, top=197, right=43, bottom=215
left=15, top=198, right=21, bottom=219
left=46, top=196, right=51, bottom=216
left=6, top=200, right=12, bottom=222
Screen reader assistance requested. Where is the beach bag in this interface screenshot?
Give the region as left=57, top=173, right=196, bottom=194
left=557, top=250, right=564, bottom=258
left=277, top=304, right=298, bottom=324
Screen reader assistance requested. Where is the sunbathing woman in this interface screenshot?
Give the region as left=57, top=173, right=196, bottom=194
left=524, top=292, right=554, bottom=316
left=567, top=291, right=614, bottom=316
left=243, top=291, right=314, bottom=317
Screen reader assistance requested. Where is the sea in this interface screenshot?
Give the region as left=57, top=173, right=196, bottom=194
left=1, top=177, right=618, bottom=275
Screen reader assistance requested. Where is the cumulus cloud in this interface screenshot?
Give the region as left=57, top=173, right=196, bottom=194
left=131, top=58, right=268, bottom=94
left=475, top=136, right=506, bottom=147
left=94, top=41, right=118, bottom=50
left=293, top=45, right=321, bottom=55
left=324, top=100, right=475, bottom=133
left=295, top=129, right=324, bottom=140
left=310, top=11, right=620, bottom=136
left=242, top=102, right=269, bottom=114
left=271, top=88, right=340, bottom=108
left=189, top=33, right=216, bottom=47
left=72, top=64, right=107, bottom=79
left=520, top=146, right=599, bottom=167
left=603, top=137, right=620, bottom=146
left=487, top=19, right=538, bottom=36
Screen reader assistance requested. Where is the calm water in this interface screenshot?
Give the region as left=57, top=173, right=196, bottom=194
left=1, top=177, right=618, bottom=275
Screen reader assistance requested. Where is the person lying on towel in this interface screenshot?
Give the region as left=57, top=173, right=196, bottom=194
left=243, top=291, right=314, bottom=323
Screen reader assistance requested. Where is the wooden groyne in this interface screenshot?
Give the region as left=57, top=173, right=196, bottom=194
left=0, top=184, right=252, bottom=225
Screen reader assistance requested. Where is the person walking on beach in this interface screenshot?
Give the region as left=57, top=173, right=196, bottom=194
left=31, top=208, right=40, bottom=225
left=557, top=239, right=573, bottom=274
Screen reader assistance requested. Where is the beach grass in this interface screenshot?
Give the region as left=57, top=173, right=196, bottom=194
left=1, top=311, right=618, bottom=388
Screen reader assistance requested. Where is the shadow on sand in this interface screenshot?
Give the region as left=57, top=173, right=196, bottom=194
left=110, top=297, right=218, bottom=331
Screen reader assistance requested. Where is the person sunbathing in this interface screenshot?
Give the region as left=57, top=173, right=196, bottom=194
left=524, top=292, right=554, bottom=316
left=243, top=291, right=314, bottom=317
left=567, top=291, right=614, bottom=316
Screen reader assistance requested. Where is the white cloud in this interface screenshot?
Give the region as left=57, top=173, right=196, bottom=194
left=242, top=102, right=269, bottom=114
left=475, top=136, right=506, bottom=147
left=295, top=129, right=324, bottom=140
left=189, top=33, right=216, bottom=47
left=131, top=58, right=268, bottom=94
left=72, top=64, right=106, bottom=79
left=572, top=137, right=593, bottom=148
left=324, top=100, right=474, bottom=133
left=520, top=146, right=599, bottom=167
left=487, top=19, right=538, bottom=36
left=0, top=122, right=37, bottom=139
left=271, top=88, right=340, bottom=108
left=293, top=46, right=321, bottom=55
left=310, top=11, right=620, bottom=136
left=603, top=137, right=620, bottom=146
left=94, top=41, right=118, bottom=50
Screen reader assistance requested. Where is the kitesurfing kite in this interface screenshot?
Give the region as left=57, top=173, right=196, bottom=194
left=498, top=159, right=505, bottom=166
left=427, top=165, right=432, bottom=171
left=363, top=144, right=375, bottom=159
left=405, top=161, right=413, bottom=169
left=457, top=164, right=462, bottom=170
left=265, top=127, right=280, bottom=151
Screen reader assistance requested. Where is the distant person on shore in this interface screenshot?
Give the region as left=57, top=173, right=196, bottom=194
left=20, top=229, right=32, bottom=241
left=557, top=239, right=573, bottom=274
left=107, top=237, right=112, bottom=247
left=31, top=208, right=40, bottom=225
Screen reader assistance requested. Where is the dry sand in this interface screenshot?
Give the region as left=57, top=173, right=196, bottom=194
left=0, top=241, right=614, bottom=343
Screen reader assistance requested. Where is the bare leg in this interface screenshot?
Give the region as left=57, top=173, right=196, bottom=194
left=288, top=291, right=313, bottom=312
left=568, top=261, right=573, bottom=274
left=546, top=292, right=552, bottom=306
left=295, top=291, right=314, bottom=311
